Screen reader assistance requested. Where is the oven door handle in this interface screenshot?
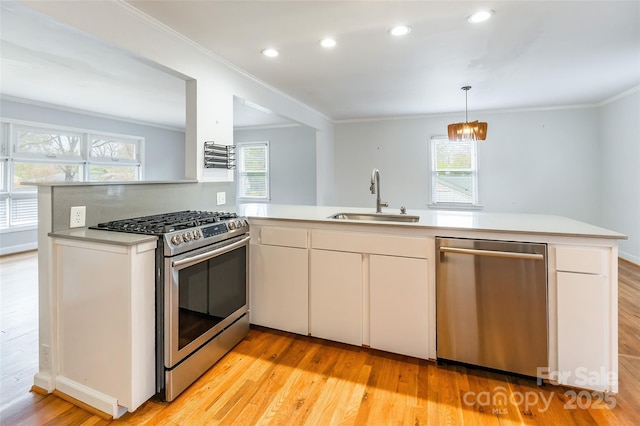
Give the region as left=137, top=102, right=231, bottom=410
left=171, top=235, right=251, bottom=269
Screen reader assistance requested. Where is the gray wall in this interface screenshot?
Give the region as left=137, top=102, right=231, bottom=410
left=334, top=98, right=639, bottom=262
left=334, top=107, right=601, bottom=224
left=600, top=89, right=640, bottom=263
left=0, top=228, right=38, bottom=255
left=234, top=125, right=317, bottom=205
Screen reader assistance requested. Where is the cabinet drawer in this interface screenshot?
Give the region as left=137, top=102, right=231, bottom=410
left=260, top=227, right=308, bottom=248
left=555, top=246, right=605, bottom=275
left=311, top=230, right=428, bottom=258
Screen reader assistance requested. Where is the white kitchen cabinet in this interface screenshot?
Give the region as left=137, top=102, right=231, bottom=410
left=370, top=254, right=429, bottom=359
left=308, top=230, right=433, bottom=354
left=250, top=226, right=309, bottom=335
left=553, top=245, right=615, bottom=392
left=557, top=272, right=608, bottom=390
left=250, top=243, right=309, bottom=335
left=52, top=237, right=156, bottom=418
left=309, top=249, right=363, bottom=346
left=243, top=209, right=622, bottom=393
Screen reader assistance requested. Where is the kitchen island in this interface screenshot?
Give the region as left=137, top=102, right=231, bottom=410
left=239, top=203, right=626, bottom=394
left=40, top=201, right=625, bottom=418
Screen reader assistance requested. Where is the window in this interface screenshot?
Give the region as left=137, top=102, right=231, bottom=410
left=430, top=136, right=478, bottom=205
left=16, top=128, right=83, bottom=158
left=0, top=120, right=143, bottom=230
left=88, top=135, right=141, bottom=181
left=237, top=142, right=269, bottom=200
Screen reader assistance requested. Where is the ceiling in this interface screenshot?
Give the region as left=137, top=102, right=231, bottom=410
left=1, top=1, right=639, bottom=128
left=0, top=1, right=187, bottom=129
left=126, top=0, right=640, bottom=119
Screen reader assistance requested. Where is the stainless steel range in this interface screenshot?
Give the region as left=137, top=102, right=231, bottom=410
left=92, top=210, right=250, bottom=401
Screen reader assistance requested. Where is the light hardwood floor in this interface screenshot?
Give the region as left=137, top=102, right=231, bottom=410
left=1, top=251, right=639, bottom=425
left=0, top=251, right=39, bottom=409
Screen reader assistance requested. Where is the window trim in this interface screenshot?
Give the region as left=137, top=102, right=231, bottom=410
left=428, top=135, right=482, bottom=210
left=236, top=141, right=270, bottom=201
left=13, top=124, right=85, bottom=161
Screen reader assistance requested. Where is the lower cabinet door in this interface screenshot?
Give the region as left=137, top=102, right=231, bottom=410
left=309, top=249, right=363, bottom=346
left=370, top=255, right=429, bottom=359
left=557, top=271, right=609, bottom=391
left=250, top=244, right=309, bottom=335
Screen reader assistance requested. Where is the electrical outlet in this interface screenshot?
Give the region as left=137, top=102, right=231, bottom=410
left=217, top=192, right=226, bottom=205
left=42, top=344, right=50, bottom=368
left=70, top=206, right=86, bottom=228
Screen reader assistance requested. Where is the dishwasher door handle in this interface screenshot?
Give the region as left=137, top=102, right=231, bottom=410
left=439, top=246, right=544, bottom=260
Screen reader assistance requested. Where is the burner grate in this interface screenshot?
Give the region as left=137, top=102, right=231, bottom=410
left=94, top=210, right=238, bottom=235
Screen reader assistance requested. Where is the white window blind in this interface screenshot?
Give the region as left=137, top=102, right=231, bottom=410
left=10, top=194, right=37, bottom=227
left=237, top=142, right=269, bottom=200
left=430, top=136, right=478, bottom=205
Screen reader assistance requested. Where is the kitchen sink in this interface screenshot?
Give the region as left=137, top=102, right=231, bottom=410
left=328, top=212, right=420, bottom=223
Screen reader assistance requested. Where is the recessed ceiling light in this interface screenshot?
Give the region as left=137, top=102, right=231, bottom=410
left=389, top=25, right=411, bottom=37
left=261, top=48, right=279, bottom=58
left=467, top=10, right=494, bottom=23
left=320, top=38, right=337, bottom=48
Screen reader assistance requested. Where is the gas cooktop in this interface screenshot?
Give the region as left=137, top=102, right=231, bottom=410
left=91, top=210, right=250, bottom=256
left=92, top=210, right=240, bottom=235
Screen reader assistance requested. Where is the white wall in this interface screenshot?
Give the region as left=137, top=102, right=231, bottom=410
left=334, top=107, right=602, bottom=224
left=234, top=126, right=317, bottom=205
left=600, top=88, right=640, bottom=264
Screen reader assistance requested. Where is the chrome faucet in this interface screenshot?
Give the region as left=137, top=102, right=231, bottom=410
left=370, top=168, right=388, bottom=213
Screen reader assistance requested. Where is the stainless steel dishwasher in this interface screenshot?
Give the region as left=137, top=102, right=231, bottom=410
left=436, top=238, right=548, bottom=377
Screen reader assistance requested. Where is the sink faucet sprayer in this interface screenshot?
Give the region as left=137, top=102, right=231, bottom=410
left=370, top=168, right=388, bottom=213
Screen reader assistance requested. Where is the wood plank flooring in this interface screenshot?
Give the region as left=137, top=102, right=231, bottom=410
left=1, top=252, right=639, bottom=425
left=0, top=251, right=39, bottom=409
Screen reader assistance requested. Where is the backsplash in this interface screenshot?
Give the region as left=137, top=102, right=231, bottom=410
left=50, top=181, right=236, bottom=232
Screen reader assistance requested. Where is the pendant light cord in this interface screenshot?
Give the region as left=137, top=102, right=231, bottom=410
left=462, top=85, right=472, bottom=123
left=465, top=90, right=468, bottom=123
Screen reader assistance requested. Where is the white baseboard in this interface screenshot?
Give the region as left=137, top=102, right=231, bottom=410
left=33, top=372, right=54, bottom=393
left=54, top=376, right=128, bottom=419
left=619, top=250, right=640, bottom=266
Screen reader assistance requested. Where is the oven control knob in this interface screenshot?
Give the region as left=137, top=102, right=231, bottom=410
left=193, top=229, right=202, bottom=240
left=171, top=234, right=182, bottom=246
left=242, top=219, right=249, bottom=227
left=228, top=221, right=237, bottom=230
left=182, top=232, right=192, bottom=242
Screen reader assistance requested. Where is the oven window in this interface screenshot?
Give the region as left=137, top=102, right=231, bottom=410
left=177, top=246, right=247, bottom=350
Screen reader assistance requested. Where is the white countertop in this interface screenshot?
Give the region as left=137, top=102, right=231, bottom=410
left=28, top=180, right=197, bottom=187
left=49, top=228, right=158, bottom=246
left=238, top=203, right=627, bottom=240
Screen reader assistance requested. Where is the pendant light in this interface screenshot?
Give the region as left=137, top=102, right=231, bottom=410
left=447, top=86, right=488, bottom=141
